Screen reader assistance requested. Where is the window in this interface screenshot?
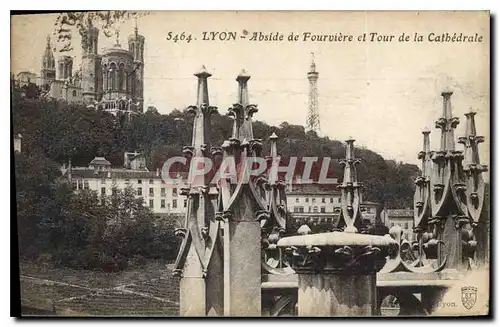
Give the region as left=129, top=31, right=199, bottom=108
left=71, top=181, right=77, bottom=190
left=173, top=199, right=178, bottom=208
left=322, top=197, right=326, bottom=203
left=118, top=64, right=125, bottom=90
left=320, top=207, right=326, bottom=213
left=77, top=180, right=83, bottom=190
left=184, top=199, right=187, bottom=207
left=101, top=187, right=106, bottom=196
left=149, top=179, right=154, bottom=184
left=173, top=188, right=178, bottom=197
left=72, top=90, right=77, bottom=97
left=313, top=206, right=318, bottom=213
left=308, top=206, right=312, bottom=213
left=330, top=197, right=334, bottom=203
left=138, top=179, right=142, bottom=184
left=293, top=207, right=299, bottom=213
left=312, top=198, right=316, bottom=203
left=149, top=188, right=154, bottom=196
left=110, top=63, right=116, bottom=90
left=295, top=198, right=299, bottom=203
left=161, top=199, right=166, bottom=208
left=149, top=199, right=154, bottom=208
left=161, top=188, right=166, bottom=196
left=305, top=198, right=309, bottom=203
left=84, top=180, right=89, bottom=190
left=101, top=179, right=106, bottom=184
left=137, top=188, right=142, bottom=196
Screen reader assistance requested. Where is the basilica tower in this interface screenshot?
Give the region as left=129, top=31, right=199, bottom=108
left=40, top=35, right=56, bottom=90
left=127, top=21, right=145, bottom=112
left=81, top=26, right=102, bottom=103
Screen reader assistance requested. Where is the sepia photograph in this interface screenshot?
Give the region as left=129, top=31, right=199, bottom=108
left=10, top=10, right=490, bottom=317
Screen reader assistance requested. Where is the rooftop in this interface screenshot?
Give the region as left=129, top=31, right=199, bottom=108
left=89, top=157, right=111, bottom=166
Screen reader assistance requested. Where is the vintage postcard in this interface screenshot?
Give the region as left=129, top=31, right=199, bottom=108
left=11, top=11, right=490, bottom=317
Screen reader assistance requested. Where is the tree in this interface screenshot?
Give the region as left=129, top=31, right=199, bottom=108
left=15, top=151, right=62, bottom=258
left=146, top=106, right=159, bottom=115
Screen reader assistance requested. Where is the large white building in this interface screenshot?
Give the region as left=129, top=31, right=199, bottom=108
left=63, top=153, right=188, bottom=216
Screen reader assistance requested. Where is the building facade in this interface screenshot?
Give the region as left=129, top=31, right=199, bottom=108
left=381, top=208, right=415, bottom=241
left=65, top=156, right=381, bottom=229
left=63, top=153, right=188, bottom=216
left=286, top=183, right=379, bottom=229
left=18, top=25, right=145, bottom=115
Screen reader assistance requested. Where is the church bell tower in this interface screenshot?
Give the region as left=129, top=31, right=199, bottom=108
left=127, top=20, right=145, bottom=112
left=40, top=35, right=56, bottom=90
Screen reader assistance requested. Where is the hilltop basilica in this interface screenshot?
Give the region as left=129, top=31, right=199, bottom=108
left=18, top=24, right=145, bottom=116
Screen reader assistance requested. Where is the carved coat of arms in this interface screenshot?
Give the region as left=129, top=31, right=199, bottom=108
left=461, top=286, right=478, bottom=310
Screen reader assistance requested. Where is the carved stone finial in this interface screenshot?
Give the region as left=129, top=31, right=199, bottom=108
left=297, top=224, right=311, bottom=235
left=278, top=232, right=396, bottom=274
left=231, top=70, right=257, bottom=141
left=236, top=69, right=251, bottom=83
left=195, top=65, right=212, bottom=79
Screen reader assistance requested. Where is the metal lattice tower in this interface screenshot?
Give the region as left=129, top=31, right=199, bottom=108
left=306, top=52, right=320, bottom=134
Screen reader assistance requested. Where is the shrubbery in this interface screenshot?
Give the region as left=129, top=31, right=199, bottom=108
left=15, top=152, right=180, bottom=272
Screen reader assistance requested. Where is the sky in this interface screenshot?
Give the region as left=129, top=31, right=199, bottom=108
left=11, top=11, right=490, bottom=171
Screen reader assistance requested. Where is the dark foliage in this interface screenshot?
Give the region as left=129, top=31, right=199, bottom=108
left=14, top=150, right=179, bottom=272
left=12, top=86, right=419, bottom=209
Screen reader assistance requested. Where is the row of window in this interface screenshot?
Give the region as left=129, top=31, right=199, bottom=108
left=74, top=180, right=180, bottom=196
left=148, top=199, right=188, bottom=209
left=102, top=178, right=159, bottom=185
left=390, top=222, right=412, bottom=229
left=101, top=178, right=182, bottom=188
left=97, top=186, right=180, bottom=198
left=74, top=181, right=184, bottom=203
left=136, top=187, right=177, bottom=196
left=293, top=206, right=338, bottom=213
left=293, top=217, right=336, bottom=224
left=295, top=197, right=339, bottom=204
left=73, top=180, right=89, bottom=190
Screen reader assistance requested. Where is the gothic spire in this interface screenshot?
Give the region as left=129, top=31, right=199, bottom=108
left=42, top=34, right=55, bottom=69
left=458, top=107, right=488, bottom=223
left=188, top=65, right=217, bottom=153
left=339, top=137, right=363, bottom=233
left=436, top=90, right=460, bottom=152
left=229, top=70, right=258, bottom=141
